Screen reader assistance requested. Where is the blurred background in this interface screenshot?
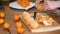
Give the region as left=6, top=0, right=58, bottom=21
left=0, top=0, right=60, bottom=10
left=0, top=0, right=36, bottom=10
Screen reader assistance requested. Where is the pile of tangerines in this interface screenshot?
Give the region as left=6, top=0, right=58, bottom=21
left=17, top=0, right=30, bottom=8
left=0, top=12, right=24, bottom=34
left=17, top=0, right=41, bottom=11
left=0, top=12, right=10, bottom=29
left=13, top=15, right=24, bottom=34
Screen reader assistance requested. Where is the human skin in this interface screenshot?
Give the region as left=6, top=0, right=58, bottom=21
left=35, top=0, right=60, bottom=11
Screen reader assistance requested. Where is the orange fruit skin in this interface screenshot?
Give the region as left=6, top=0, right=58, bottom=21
left=3, top=23, right=10, bottom=29
left=16, top=27, right=24, bottom=34
left=0, top=12, right=5, bottom=18
left=17, top=0, right=27, bottom=7
left=13, top=15, right=20, bottom=21
left=23, top=0, right=30, bottom=6
left=15, top=22, right=22, bottom=28
left=36, top=4, right=41, bottom=11
left=0, top=19, right=4, bottom=25
left=17, top=0, right=30, bottom=8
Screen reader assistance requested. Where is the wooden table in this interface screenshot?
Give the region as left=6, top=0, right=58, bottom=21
left=0, top=2, right=60, bottom=34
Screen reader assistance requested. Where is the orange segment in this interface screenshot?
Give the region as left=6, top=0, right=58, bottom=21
left=35, top=15, right=43, bottom=23
left=45, top=16, right=50, bottom=21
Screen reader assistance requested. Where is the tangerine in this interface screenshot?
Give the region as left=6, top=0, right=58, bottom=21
left=13, top=15, right=20, bottom=21
left=0, top=12, right=5, bottom=18
left=15, top=22, right=22, bottom=28
left=3, top=23, right=10, bottom=29
left=16, top=27, right=24, bottom=34
left=36, top=4, right=41, bottom=11
left=0, top=19, right=4, bottom=24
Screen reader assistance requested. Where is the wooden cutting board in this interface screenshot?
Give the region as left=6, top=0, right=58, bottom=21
left=20, top=13, right=60, bottom=32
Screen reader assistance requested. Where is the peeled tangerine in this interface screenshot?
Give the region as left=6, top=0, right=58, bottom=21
left=43, top=16, right=53, bottom=26
left=0, top=12, right=5, bottom=18
left=35, top=15, right=43, bottom=23
left=36, top=4, right=41, bottom=11
left=16, top=27, right=24, bottom=34
left=3, top=23, right=10, bottom=29
left=13, top=15, right=20, bottom=21
left=0, top=19, right=4, bottom=24
left=15, top=22, right=22, bottom=28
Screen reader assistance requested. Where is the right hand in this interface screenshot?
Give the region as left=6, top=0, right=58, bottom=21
left=35, top=0, right=50, bottom=6
left=43, top=1, right=60, bottom=11
left=35, top=0, right=50, bottom=11
left=35, top=0, right=42, bottom=6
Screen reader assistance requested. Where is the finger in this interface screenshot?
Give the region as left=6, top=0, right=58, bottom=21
left=43, top=2, right=49, bottom=11
left=43, top=1, right=53, bottom=11
left=35, top=0, right=42, bottom=5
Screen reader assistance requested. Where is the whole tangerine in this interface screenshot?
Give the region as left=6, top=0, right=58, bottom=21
left=13, top=15, right=20, bottom=21
left=3, top=23, right=10, bottom=29
left=15, top=22, right=22, bottom=28
left=0, top=19, right=4, bottom=24
left=16, top=27, right=24, bottom=34
left=35, top=4, right=41, bottom=11
left=0, top=12, right=5, bottom=18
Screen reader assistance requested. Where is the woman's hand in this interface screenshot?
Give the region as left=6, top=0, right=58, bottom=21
left=35, top=0, right=60, bottom=11
left=35, top=0, right=51, bottom=11
left=43, top=1, right=60, bottom=11
left=35, top=0, right=50, bottom=6
left=35, top=0, right=42, bottom=6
